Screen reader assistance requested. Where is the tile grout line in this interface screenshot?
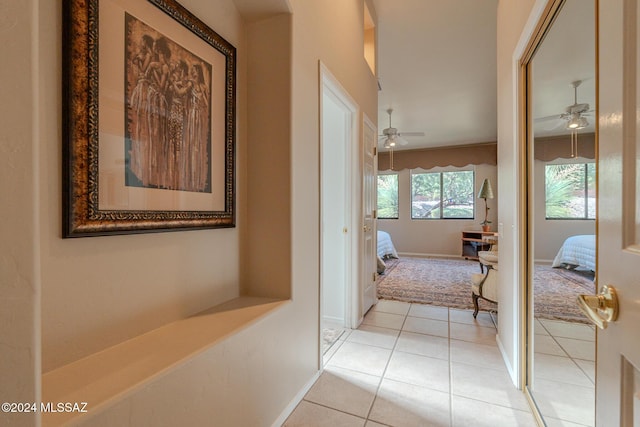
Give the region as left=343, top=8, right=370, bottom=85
left=336, top=304, right=515, bottom=425
left=362, top=305, right=410, bottom=424
left=297, top=399, right=368, bottom=423
left=315, top=303, right=591, bottom=426
left=538, top=319, right=597, bottom=386
left=316, top=305, right=406, bottom=426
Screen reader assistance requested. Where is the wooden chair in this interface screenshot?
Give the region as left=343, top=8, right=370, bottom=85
left=470, top=250, right=498, bottom=318
left=477, top=235, right=498, bottom=273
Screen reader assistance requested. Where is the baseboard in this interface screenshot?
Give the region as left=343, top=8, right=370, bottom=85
left=322, top=315, right=344, bottom=325
left=271, top=370, right=322, bottom=427
left=397, top=252, right=461, bottom=259
left=496, top=333, right=519, bottom=388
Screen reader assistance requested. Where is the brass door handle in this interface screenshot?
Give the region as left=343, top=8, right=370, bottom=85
left=577, top=284, right=619, bottom=329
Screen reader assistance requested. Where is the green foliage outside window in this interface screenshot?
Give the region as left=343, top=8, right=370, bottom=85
left=411, top=170, right=474, bottom=219
left=545, top=163, right=595, bottom=219
left=377, top=174, right=399, bottom=219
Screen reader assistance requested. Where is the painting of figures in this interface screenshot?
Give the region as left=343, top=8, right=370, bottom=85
left=124, top=13, right=212, bottom=193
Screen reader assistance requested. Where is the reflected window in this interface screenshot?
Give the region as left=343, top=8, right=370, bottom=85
left=545, top=162, right=595, bottom=219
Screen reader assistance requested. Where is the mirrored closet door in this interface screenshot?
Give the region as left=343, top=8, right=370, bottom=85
left=526, top=0, right=597, bottom=425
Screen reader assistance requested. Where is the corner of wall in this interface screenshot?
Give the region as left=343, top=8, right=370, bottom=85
left=243, top=13, right=293, bottom=299
left=1, top=0, right=41, bottom=424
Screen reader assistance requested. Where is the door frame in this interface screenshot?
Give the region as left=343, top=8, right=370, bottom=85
left=319, top=62, right=361, bottom=335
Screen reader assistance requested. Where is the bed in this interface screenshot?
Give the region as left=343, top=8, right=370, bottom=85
left=552, top=234, right=596, bottom=272
left=377, top=230, right=399, bottom=259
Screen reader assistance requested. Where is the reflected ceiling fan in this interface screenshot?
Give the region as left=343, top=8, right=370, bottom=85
left=535, top=80, right=593, bottom=131
left=378, top=108, right=425, bottom=149
left=536, top=80, right=593, bottom=157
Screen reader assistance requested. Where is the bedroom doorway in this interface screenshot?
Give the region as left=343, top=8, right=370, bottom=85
left=522, top=0, right=596, bottom=424
left=319, top=63, right=360, bottom=359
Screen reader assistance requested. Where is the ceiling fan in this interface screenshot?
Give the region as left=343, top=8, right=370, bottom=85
left=536, top=80, right=594, bottom=158
left=535, top=80, right=593, bottom=131
left=379, top=108, right=425, bottom=149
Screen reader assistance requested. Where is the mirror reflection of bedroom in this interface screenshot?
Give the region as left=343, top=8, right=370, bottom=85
left=527, top=0, right=596, bottom=424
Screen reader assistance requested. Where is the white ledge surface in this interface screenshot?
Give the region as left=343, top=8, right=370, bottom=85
left=41, top=296, right=288, bottom=426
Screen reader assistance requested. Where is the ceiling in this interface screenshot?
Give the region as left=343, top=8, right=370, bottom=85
left=374, top=0, right=596, bottom=151
left=531, top=0, right=596, bottom=138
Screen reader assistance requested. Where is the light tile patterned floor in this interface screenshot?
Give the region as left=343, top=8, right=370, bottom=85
left=531, top=318, right=595, bottom=426
left=284, top=300, right=538, bottom=427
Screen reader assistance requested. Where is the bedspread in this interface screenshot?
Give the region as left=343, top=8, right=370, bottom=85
left=552, top=234, right=596, bottom=272
left=377, top=230, right=398, bottom=259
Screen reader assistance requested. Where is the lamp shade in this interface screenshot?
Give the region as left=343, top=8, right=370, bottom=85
left=477, top=178, right=494, bottom=199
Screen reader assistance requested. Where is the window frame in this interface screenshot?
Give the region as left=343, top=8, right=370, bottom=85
left=376, top=172, right=399, bottom=220
left=410, top=169, right=476, bottom=220
left=544, top=162, right=595, bottom=220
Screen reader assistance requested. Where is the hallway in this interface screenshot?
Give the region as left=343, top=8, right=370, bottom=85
left=284, top=300, right=536, bottom=426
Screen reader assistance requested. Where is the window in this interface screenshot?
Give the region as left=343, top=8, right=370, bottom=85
left=545, top=163, right=595, bottom=219
left=411, top=170, right=474, bottom=219
left=363, top=3, right=376, bottom=75
left=377, top=174, right=399, bottom=219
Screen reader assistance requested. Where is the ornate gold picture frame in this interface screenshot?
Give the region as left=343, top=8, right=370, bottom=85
left=63, top=0, right=236, bottom=237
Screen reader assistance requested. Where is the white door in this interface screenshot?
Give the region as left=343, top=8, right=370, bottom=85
left=593, top=0, right=640, bottom=424
left=362, top=114, right=377, bottom=314
left=320, top=63, right=360, bottom=330
left=321, top=90, right=349, bottom=327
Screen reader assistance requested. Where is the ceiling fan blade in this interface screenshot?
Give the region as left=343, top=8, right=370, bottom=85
left=398, top=132, right=425, bottom=137
left=534, top=114, right=562, bottom=123
left=396, top=136, right=410, bottom=146
left=544, top=120, right=566, bottom=131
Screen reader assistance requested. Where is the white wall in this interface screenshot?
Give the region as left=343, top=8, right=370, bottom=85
left=1, top=0, right=377, bottom=426
left=288, top=0, right=378, bottom=341
left=496, top=0, right=537, bottom=384
left=0, top=1, right=40, bottom=425
left=378, top=164, right=498, bottom=257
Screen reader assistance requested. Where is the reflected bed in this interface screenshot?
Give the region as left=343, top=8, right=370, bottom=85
left=552, top=234, right=596, bottom=272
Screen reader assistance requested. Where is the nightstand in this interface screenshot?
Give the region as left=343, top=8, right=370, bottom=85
left=461, top=230, right=498, bottom=260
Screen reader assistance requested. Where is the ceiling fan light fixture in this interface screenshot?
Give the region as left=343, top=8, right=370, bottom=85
left=567, top=120, right=579, bottom=130
left=383, top=134, right=397, bottom=149
left=577, top=116, right=589, bottom=129
left=563, top=81, right=590, bottom=130
left=566, top=113, right=588, bottom=130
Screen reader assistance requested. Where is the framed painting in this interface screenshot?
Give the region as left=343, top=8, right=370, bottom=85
left=63, top=0, right=236, bottom=237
